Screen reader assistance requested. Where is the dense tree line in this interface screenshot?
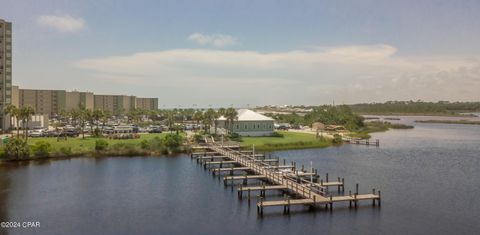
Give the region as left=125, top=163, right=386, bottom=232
left=349, top=101, right=480, bottom=114
left=266, top=105, right=365, bottom=131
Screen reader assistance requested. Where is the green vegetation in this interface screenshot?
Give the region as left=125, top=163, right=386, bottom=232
left=414, top=120, right=480, bottom=125
left=3, top=138, right=30, bottom=159
left=0, top=133, right=187, bottom=160
left=31, top=141, right=53, bottom=157
left=348, top=121, right=414, bottom=139
left=350, top=101, right=480, bottom=116
left=266, top=105, right=365, bottom=131
left=240, top=131, right=332, bottom=151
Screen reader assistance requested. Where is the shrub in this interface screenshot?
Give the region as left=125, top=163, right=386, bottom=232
left=193, top=134, right=203, bottom=143
left=164, top=133, right=184, bottom=150
left=59, top=146, right=72, bottom=156
left=4, top=138, right=30, bottom=159
left=332, top=134, right=343, bottom=144
left=148, top=137, right=164, bottom=151
left=95, top=139, right=109, bottom=151
left=140, top=139, right=150, bottom=150
left=92, top=128, right=102, bottom=137
left=229, top=133, right=242, bottom=141
left=31, top=141, right=53, bottom=157
left=271, top=132, right=284, bottom=137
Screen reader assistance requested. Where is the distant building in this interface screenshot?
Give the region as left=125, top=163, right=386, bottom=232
left=66, top=91, right=94, bottom=111
left=17, top=88, right=66, bottom=116
left=136, top=97, right=158, bottom=110
left=217, top=109, right=274, bottom=136
left=0, top=19, right=13, bottom=131
left=94, top=94, right=136, bottom=115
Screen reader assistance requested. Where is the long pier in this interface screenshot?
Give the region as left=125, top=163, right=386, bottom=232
left=191, top=144, right=381, bottom=215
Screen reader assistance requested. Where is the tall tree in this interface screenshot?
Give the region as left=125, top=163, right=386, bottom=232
left=225, top=108, right=238, bottom=134
left=20, top=106, right=35, bottom=140
left=4, top=104, right=18, bottom=137
left=92, top=109, right=103, bottom=135
left=203, top=108, right=217, bottom=133
left=77, top=106, right=88, bottom=139
left=193, top=111, right=204, bottom=132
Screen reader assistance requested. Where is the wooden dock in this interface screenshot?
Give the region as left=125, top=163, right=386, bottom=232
left=343, top=137, right=380, bottom=146
left=191, top=144, right=381, bottom=215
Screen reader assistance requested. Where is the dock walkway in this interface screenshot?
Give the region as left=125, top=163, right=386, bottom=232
left=191, top=144, right=381, bottom=215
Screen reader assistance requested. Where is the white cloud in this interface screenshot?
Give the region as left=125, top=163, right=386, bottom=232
left=188, top=33, right=237, bottom=48
left=37, top=15, right=86, bottom=33
left=75, top=45, right=480, bottom=105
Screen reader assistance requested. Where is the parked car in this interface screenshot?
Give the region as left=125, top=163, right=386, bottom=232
left=61, top=129, right=79, bottom=137
left=44, top=130, right=59, bottom=137
left=28, top=130, right=44, bottom=137
left=148, top=126, right=162, bottom=133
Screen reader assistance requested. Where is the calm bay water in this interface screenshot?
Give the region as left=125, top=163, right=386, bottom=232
left=1, top=118, right=480, bottom=235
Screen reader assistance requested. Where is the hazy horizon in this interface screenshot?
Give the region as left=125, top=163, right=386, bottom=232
left=1, top=0, right=480, bottom=107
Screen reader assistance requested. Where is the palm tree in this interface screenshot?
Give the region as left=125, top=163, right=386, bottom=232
left=203, top=108, right=217, bottom=134
left=92, top=109, right=103, bottom=135
left=165, top=110, right=176, bottom=132
left=218, top=108, right=226, bottom=117
left=4, top=104, right=18, bottom=137
left=70, top=110, right=80, bottom=127
left=193, top=111, right=204, bottom=132
left=77, top=106, right=88, bottom=139
left=101, top=110, right=111, bottom=134
left=225, top=108, right=238, bottom=134
left=20, top=106, right=35, bottom=140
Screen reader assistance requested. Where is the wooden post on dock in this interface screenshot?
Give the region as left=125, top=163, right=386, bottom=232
left=248, top=188, right=251, bottom=203
left=342, top=178, right=345, bottom=192
left=372, top=188, right=376, bottom=206
left=326, top=173, right=329, bottom=182
left=329, top=194, right=333, bottom=212
left=337, top=177, right=341, bottom=193
left=354, top=193, right=358, bottom=208
left=349, top=190, right=352, bottom=208
left=287, top=196, right=291, bottom=214
left=257, top=195, right=260, bottom=214
left=378, top=191, right=381, bottom=207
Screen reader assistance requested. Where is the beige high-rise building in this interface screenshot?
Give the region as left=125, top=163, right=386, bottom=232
left=94, top=95, right=136, bottom=115
left=0, top=19, right=13, bottom=130
left=66, top=91, right=94, bottom=111
left=136, top=97, right=158, bottom=110
left=18, top=89, right=66, bottom=116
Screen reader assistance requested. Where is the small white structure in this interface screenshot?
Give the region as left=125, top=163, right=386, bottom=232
left=217, top=109, right=274, bottom=136
left=9, top=115, right=49, bottom=129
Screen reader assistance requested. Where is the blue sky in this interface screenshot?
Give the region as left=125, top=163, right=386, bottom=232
left=1, top=0, right=480, bottom=107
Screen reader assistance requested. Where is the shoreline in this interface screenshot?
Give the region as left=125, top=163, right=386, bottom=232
left=0, top=150, right=185, bottom=164
left=414, top=120, right=480, bottom=125
left=358, top=112, right=477, bottom=117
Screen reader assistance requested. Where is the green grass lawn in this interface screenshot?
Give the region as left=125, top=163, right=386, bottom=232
left=26, top=133, right=169, bottom=154
left=240, top=131, right=331, bottom=151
